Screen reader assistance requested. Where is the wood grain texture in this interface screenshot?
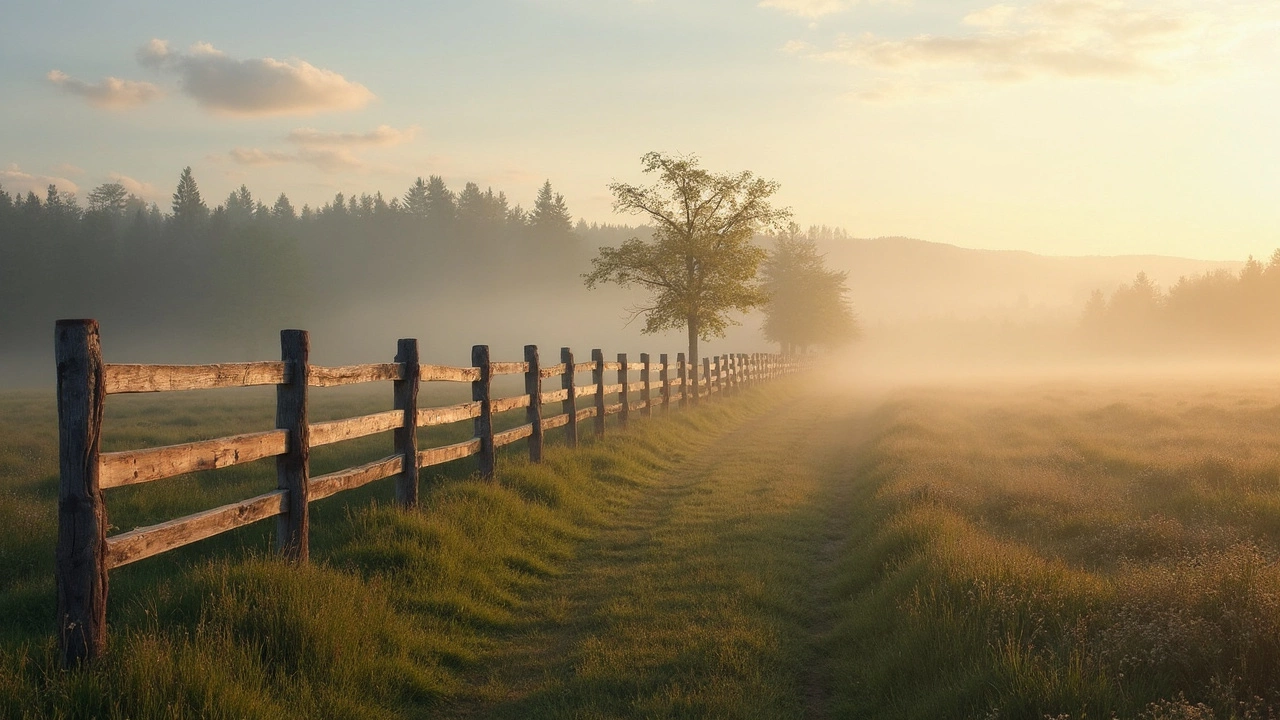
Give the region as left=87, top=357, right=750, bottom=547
left=310, top=410, right=402, bottom=448
left=540, top=388, right=569, bottom=403
left=421, top=364, right=480, bottom=382
left=541, top=413, right=570, bottom=430
left=601, top=383, right=624, bottom=395
left=310, top=455, right=404, bottom=502
left=575, top=385, right=597, bottom=399
left=488, top=362, right=528, bottom=376
left=417, top=438, right=482, bottom=467
left=493, top=423, right=534, bottom=448
left=575, top=407, right=597, bottom=422
left=393, top=338, right=419, bottom=509
left=307, top=363, right=402, bottom=387
left=602, top=362, right=623, bottom=372
left=106, top=490, right=287, bottom=569
left=574, top=362, right=595, bottom=373
left=539, top=363, right=566, bottom=378
left=99, top=429, right=288, bottom=489
left=491, top=394, right=531, bottom=414
left=473, top=345, right=494, bottom=479
left=103, top=362, right=286, bottom=394
left=275, top=330, right=309, bottom=562
left=416, top=401, right=481, bottom=427
left=562, top=347, right=578, bottom=449
left=525, top=345, right=543, bottom=463
left=604, top=403, right=623, bottom=415
left=55, top=319, right=108, bottom=667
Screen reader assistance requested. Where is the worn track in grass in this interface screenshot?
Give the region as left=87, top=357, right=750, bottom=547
left=442, top=387, right=866, bottom=719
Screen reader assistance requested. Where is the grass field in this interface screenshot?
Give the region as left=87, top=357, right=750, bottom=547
left=5, top=373, right=1280, bottom=718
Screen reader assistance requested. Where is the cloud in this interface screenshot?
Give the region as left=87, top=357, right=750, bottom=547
left=790, top=0, right=1275, bottom=96
left=227, top=146, right=364, bottom=173
left=137, top=39, right=374, bottom=116
left=52, top=163, right=86, bottom=177
left=286, top=124, right=418, bottom=147
left=0, top=164, right=80, bottom=196
left=107, top=172, right=159, bottom=200
left=46, top=70, right=162, bottom=109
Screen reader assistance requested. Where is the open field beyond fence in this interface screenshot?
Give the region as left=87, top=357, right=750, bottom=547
left=7, top=364, right=1280, bottom=718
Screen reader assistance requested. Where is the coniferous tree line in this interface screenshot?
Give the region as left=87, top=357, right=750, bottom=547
left=0, top=167, right=595, bottom=375
left=1080, top=252, right=1280, bottom=354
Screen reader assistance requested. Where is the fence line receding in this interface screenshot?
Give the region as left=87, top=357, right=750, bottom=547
left=52, top=319, right=798, bottom=667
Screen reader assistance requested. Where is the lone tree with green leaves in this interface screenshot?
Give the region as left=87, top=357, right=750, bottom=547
left=760, top=223, right=860, bottom=355
left=585, top=152, right=790, bottom=370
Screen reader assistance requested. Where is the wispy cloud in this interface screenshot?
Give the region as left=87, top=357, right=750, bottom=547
left=137, top=39, right=374, bottom=116
left=46, top=70, right=161, bottom=109
left=788, top=0, right=1279, bottom=100
left=0, top=164, right=80, bottom=196
left=107, top=172, right=159, bottom=201
left=227, top=146, right=365, bottom=173
left=286, top=125, right=418, bottom=147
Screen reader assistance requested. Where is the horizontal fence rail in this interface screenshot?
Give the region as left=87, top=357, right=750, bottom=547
left=52, top=319, right=801, bottom=668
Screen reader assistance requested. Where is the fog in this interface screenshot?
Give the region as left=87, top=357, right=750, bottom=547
left=2, top=176, right=1275, bottom=390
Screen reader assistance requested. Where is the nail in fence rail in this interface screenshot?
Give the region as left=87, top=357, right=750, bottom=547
left=51, top=319, right=800, bottom=668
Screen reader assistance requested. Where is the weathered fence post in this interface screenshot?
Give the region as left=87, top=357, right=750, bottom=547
left=561, top=347, right=577, bottom=448
left=473, top=345, right=495, bottom=479
left=678, top=353, right=688, bottom=408
left=525, top=345, right=542, bottom=463
left=659, top=353, right=670, bottom=412
left=703, top=358, right=712, bottom=400
left=618, top=353, right=629, bottom=429
left=728, top=354, right=736, bottom=393
left=713, top=356, right=721, bottom=396
left=593, top=349, right=606, bottom=436
left=394, top=338, right=419, bottom=509
left=276, top=329, right=310, bottom=562
left=641, top=353, right=652, bottom=417
left=55, top=319, right=108, bottom=668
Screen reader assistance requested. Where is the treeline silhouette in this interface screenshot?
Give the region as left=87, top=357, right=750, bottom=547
left=0, top=168, right=640, bottom=383
left=1081, top=252, right=1280, bottom=354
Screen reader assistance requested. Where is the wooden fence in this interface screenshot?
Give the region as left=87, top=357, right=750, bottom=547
left=52, top=319, right=797, bottom=667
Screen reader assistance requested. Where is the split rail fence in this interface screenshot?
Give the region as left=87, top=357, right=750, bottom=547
left=53, top=319, right=798, bottom=667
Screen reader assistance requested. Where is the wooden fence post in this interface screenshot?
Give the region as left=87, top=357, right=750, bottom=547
left=618, top=353, right=629, bottom=429
left=677, top=353, right=688, bottom=408
left=659, top=353, right=670, bottom=412
left=276, top=329, right=310, bottom=562
left=641, top=353, right=652, bottom=417
left=593, top=349, right=606, bottom=436
left=561, top=347, right=577, bottom=448
left=394, top=338, right=419, bottom=509
left=525, top=345, right=542, bottom=463
left=713, top=356, right=721, bottom=396
left=55, top=319, right=108, bottom=667
left=473, top=345, right=494, bottom=479
left=703, top=357, right=712, bottom=400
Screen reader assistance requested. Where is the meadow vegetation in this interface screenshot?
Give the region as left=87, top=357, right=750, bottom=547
left=5, top=375, right=1280, bottom=718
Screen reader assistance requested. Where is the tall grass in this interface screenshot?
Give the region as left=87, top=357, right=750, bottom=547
left=825, top=380, right=1280, bottom=719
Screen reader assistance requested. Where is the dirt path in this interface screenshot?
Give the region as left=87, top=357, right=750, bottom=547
left=443, top=387, right=866, bottom=719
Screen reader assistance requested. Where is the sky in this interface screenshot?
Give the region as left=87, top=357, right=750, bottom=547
left=1, top=0, right=1278, bottom=261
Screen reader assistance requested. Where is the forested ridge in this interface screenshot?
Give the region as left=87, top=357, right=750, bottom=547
left=0, top=169, right=644, bottom=383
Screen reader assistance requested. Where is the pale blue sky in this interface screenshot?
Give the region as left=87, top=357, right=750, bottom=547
left=2, top=0, right=1278, bottom=260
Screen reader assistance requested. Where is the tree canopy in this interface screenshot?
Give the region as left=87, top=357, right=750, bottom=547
left=584, top=152, right=790, bottom=366
left=760, top=224, right=859, bottom=354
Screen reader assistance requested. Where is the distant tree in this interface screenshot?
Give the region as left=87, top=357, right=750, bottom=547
left=760, top=223, right=859, bottom=354
left=424, top=175, right=456, bottom=228
left=402, top=177, right=430, bottom=218
left=585, top=152, right=790, bottom=368
left=529, top=180, right=574, bottom=239
left=272, top=193, right=296, bottom=221
left=171, top=166, right=208, bottom=226
left=87, top=182, right=129, bottom=215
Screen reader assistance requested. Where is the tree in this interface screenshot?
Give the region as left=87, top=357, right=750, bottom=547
left=585, top=152, right=790, bottom=368
left=171, top=166, right=208, bottom=227
left=760, top=224, right=859, bottom=354
left=87, top=182, right=128, bottom=215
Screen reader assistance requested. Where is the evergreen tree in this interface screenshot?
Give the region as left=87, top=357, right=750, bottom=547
left=760, top=224, right=859, bottom=354
left=171, top=166, right=208, bottom=226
